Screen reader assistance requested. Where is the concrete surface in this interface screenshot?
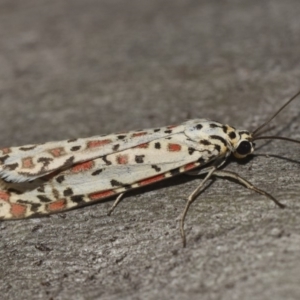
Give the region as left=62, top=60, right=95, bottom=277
left=0, top=0, right=300, bottom=299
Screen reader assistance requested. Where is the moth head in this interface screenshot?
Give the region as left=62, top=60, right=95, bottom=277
left=231, top=130, right=255, bottom=159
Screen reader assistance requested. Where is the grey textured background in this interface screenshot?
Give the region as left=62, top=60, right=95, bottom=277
left=1, top=1, right=300, bottom=299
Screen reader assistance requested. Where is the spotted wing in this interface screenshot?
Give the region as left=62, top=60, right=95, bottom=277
left=0, top=132, right=218, bottom=219
left=0, top=123, right=186, bottom=183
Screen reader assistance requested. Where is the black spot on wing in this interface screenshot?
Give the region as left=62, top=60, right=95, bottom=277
left=222, top=125, right=228, bottom=133
left=5, top=163, right=18, bottom=170
left=37, top=157, right=53, bottom=166
left=229, top=131, right=236, bottom=139
left=71, top=195, right=85, bottom=204
left=102, top=156, right=112, bottom=165
left=164, top=130, right=172, bottom=134
left=155, top=142, right=161, bottom=149
left=63, top=188, right=74, bottom=197
left=209, top=135, right=227, bottom=147
left=117, top=135, right=126, bottom=140
left=111, top=179, right=123, bottom=187
left=154, top=128, right=161, bottom=132
left=37, top=195, right=52, bottom=203
left=198, top=157, right=206, bottom=164
left=214, top=144, right=221, bottom=152
left=135, top=155, right=145, bottom=163
left=113, top=144, right=120, bottom=151
left=151, top=165, right=161, bottom=172
left=30, top=203, right=42, bottom=212
left=17, top=199, right=41, bottom=212
left=110, top=179, right=131, bottom=190
left=200, top=140, right=211, bottom=146
left=0, top=155, right=9, bottom=163
left=188, top=148, right=195, bottom=155
left=70, top=146, right=81, bottom=151
left=92, top=169, right=103, bottom=176
left=56, top=175, right=65, bottom=183
left=195, top=124, right=203, bottom=130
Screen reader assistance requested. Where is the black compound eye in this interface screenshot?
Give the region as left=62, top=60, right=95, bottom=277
left=236, top=141, right=252, bottom=156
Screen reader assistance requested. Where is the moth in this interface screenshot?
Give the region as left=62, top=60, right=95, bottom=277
left=0, top=91, right=299, bottom=247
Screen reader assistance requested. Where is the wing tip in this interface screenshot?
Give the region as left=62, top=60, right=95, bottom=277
left=0, top=170, right=34, bottom=183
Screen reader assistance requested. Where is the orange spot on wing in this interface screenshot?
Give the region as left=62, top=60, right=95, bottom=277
left=47, top=199, right=66, bottom=212
left=116, top=154, right=129, bottom=164
left=71, top=161, right=95, bottom=173
left=10, top=203, right=26, bottom=218
left=22, top=157, right=34, bottom=169
left=168, top=143, right=182, bottom=152
left=132, top=132, right=147, bottom=137
left=49, top=147, right=66, bottom=157
left=87, top=139, right=112, bottom=148
left=139, top=174, right=165, bottom=186
left=0, top=191, right=10, bottom=201
left=167, top=125, right=177, bottom=129
left=89, top=190, right=115, bottom=201
left=184, top=163, right=197, bottom=171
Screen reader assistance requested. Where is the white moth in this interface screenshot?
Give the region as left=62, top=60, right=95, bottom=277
left=0, top=91, right=299, bottom=246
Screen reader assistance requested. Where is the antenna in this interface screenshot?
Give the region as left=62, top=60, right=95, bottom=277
left=252, top=90, right=300, bottom=137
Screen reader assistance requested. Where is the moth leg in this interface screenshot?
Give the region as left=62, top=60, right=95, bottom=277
left=107, top=193, right=125, bottom=216
left=176, top=166, right=214, bottom=210
left=180, top=167, right=216, bottom=247
left=213, top=170, right=285, bottom=209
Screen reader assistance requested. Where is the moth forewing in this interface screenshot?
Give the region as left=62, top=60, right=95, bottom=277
left=0, top=123, right=186, bottom=183
left=0, top=90, right=299, bottom=247
left=0, top=120, right=228, bottom=220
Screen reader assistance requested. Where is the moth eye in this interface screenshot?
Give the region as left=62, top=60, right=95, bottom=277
left=236, top=141, right=252, bottom=155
